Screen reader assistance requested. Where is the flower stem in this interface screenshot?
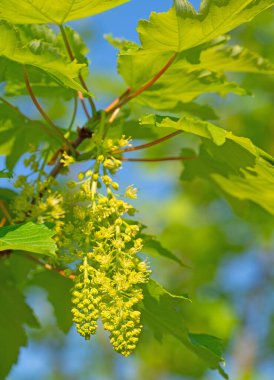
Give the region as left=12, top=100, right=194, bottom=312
left=112, top=130, right=182, bottom=154
left=120, top=156, right=195, bottom=162
left=24, top=66, right=71, bottom=147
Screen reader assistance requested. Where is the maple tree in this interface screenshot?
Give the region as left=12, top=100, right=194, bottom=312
left=0, top=1, right=274, bottom=379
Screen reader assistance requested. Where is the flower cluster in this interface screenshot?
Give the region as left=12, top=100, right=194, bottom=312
left=67, top=149, right=150, bottom=356
left=12, top=155, right=65, bottom=241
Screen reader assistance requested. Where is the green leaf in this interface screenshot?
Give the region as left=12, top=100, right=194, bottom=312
left=0, top=0, right=129, bottom=24
left=0, top=264, right=39, bottom=380
left=30, top=270, right=73, bottom=333
left=0, top=188, right=16, bottom=203
left=0, top=21, right=86, bottom=93
left=0, top=222, right=57, bottom=256
left=0, top=168, right=13, bottom=178
left=0, top=58, right=74, bottom=99
left=139, top=280, right=227, bottom=378
left=183, top=43, right=274, bottom=75
left=138, top=0, right=274, bottom=53
left=142, top=234, right=185, bottom=266
left=0, top=103, right=60, bottom=170
left=141, top=114, right=274, bottom=215
left=0, top=24, right=89, bottom=99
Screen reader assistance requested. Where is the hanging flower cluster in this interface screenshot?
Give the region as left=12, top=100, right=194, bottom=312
left=67, top=147, right=150, bottom=356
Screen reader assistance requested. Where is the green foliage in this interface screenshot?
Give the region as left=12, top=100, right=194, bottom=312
left=138, top=0, right=274, bottom=52
left=0, top=22, right=87, bottom=94
left=0, top=264, right=39, bottom=380
left=140, top=280, right=227, bottom=378
left=108, top=34, right=274, bottom=112
left=0, top=103, right=60, bottom=170
left=0, top=169, right=12, bottom=178
left=0, top=0, right=129, bottom=24
left=0, top=222, right=57, bottom=256
left=141, top=114, right=274, bottom=215
left=0, top=0, right=273, bottom=379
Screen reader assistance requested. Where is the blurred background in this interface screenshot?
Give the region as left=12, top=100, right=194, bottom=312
left=1, top=1, right=274, bottom=379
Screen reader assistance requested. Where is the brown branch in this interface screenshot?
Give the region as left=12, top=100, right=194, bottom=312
left=120, top=156, right=195, bottom=162
left=106, top=53, right=177, bottom=114
left=0, top=201, right=13, bottom=224
left=49, top=127, right=92, bottom=178
left=24, top=253, right=75, bottom=279
left=59, top=25, right=97, bottom=117
left=112, top=130, right=182, bottom=154
left=0, top=217, right=6, bottom=227
left=105, top=87, right=131, bottom=113
left=23, top=66, right=71, bottom=146
left=77, top=90, right=91, bottom=120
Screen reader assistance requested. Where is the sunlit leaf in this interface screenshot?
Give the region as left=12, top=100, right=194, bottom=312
left=141, top=114, right=274, bottom=215
left=0, top=0, right=129, bottom=24
left=0, top=222, right=57, bottom=256
left=138, top=0, right=274, bottom=53
left=0, top=21, right=86, bottom=93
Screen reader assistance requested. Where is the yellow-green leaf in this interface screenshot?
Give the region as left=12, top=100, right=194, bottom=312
left=138, top=0, right=274, bottom=53
left=0, top=222, right=57, bottom=256
left=0, top=0, right=129, bottom=25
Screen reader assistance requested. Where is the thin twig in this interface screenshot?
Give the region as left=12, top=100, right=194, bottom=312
left=59, top=25, right=97, bottom=117
left=105, top=87, right=131, bottom=113
left=77, top=90, right=91, bottom=119
left=112, top=130, right=182, bottom=154
left=23, top=66, right=70, bottom=146
left=120, top=156, right=195, bottom=162
left=106, top=53, right=177, bottom=114
left=49, top=127, right=93, bottom=178
left=0, top=201, right=13, bottom=224
left=24, top=253, right=75, bottom=279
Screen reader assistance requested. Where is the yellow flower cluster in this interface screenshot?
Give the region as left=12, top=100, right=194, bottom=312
left=68, top=153, right=150, bottom=356
left=71, top=257, right=100, bottom=339
left=12, top=157, right=65, bottom=240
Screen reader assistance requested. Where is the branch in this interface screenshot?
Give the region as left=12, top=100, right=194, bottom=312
left=77, top=90, right=91, bottom=120
left=112, top=130, right=182, bottom=154
left=23, top=66, right=71, bottom=146
left=105, top=87, right=131, bottom=113
left=0, top=201, right=13, bottom=224
left=49, top=126, right=93, bottom=178
left=120, top=156, right=195, bottom=162
left=24, top=253, right=75, bottom=279
left=105, top=53, right=177, bottom=114
left=59, top=25, right=97, bottom=118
